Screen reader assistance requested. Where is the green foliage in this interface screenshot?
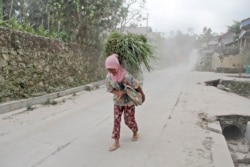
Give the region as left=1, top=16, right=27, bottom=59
left=227, top=21, right=241, bottom=35
left=0, top=18, right=36, bottom=34
left=0, top=19, right=8, bottom=27
left=103, top=31, right=155, bottom=74
left=46, top=0, right=126, bottom=45
left=0, top=17, right=71, bottom=42
left=56, top=31, right=72, bottom=42
left=1, top=0, right=145, bottom=46
left=22, top=23, right=35, bottom=34
left=8, top=17, right=23, bottom=30
left=36, top=25, right=50, bottom=36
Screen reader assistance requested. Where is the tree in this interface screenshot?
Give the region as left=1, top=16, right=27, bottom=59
left=227, top=20, right=241, bottom=36
left=44, top=0, right=126, bottom=45
left=1, top=0, right=145, bottom=48
left=2, top=0, right=21, bottom=20
left=203, top=26, right=212, bottom=35
left=1, top=0, right=47, bottom=25
left=201, top=26, right=213, bottom=44
left=26, top=0, right=49, bottom=28
left=119, top=0, right=146, bottom=31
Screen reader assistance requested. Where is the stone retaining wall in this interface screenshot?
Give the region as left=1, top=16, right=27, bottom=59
left=0, top=27, right=106, bottom=103
left=222, top=80, right=250, bottom=99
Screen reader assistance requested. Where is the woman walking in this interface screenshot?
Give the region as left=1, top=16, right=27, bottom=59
left=105, top=54, right=145, bottom=151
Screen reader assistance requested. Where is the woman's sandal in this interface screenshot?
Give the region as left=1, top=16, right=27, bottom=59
left=109, top=144, right=120, bottom=151
left=132, top=133, right=139, bottom=141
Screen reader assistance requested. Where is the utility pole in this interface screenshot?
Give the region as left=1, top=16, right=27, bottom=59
left=146, top=13, right=149, bottom=28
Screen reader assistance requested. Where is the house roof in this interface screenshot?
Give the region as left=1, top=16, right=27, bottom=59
left=208, top=38, right=219, bottom=46
left=240, top=17, right=250, bottom=30
left=218, top=32, right=236, bottom=45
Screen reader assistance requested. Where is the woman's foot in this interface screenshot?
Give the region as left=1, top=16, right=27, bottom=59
left=109, top=139, right=120, bottom=151
left=132, top=132, right=139, bottom=141
left=109, top=143, right=120, bottom=151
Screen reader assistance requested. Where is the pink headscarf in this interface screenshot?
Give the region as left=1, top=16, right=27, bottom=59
left=105, top=54, right=126, bottom=83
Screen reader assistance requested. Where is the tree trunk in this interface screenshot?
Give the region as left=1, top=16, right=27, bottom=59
left=0, top=0, right=2, bottom=19
left=9, top=0, right=13, bottom=18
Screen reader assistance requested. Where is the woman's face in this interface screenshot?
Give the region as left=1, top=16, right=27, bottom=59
left=107, top=68, right=117, bottom=75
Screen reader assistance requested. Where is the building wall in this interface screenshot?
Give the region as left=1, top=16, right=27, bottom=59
left=211, top=53, right=243, bottom=72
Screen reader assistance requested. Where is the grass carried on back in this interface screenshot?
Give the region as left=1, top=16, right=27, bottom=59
left=102, top=31, right=155, bottom=74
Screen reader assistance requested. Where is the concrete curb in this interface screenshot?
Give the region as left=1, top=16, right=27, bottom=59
left=208, top=122, right=235, bottom=167
left=0, top=80, right=105, bottom=114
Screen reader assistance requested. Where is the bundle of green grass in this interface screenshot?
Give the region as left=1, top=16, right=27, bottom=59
left=102, top=31, right=155, bottom=74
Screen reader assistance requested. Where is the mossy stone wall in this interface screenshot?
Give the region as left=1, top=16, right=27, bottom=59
left=0, top=27, right=105, bottom=103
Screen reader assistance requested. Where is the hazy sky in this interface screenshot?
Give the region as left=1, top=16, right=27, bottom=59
left=144, top=0, right=250, bottom=35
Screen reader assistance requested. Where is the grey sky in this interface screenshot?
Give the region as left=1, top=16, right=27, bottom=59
left=145, top=0, right=250, bottom=35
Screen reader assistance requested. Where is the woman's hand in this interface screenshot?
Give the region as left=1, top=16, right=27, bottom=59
left=112, top=90, right=124, bottom=96
left=136, top=87, right=145, bottom=103
left=111, top=90, right=125, bottom=100
left=141, top=93, right=145, bottom=103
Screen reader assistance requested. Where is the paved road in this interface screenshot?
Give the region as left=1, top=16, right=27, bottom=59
left=1, top=65, right=248, bottom=167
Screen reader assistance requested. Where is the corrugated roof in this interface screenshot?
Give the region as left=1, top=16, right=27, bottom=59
left=240, top=17, right=250, bottom=30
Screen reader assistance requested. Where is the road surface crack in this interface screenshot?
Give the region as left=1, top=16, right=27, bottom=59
left=32, top=142, right=71, bottom=167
